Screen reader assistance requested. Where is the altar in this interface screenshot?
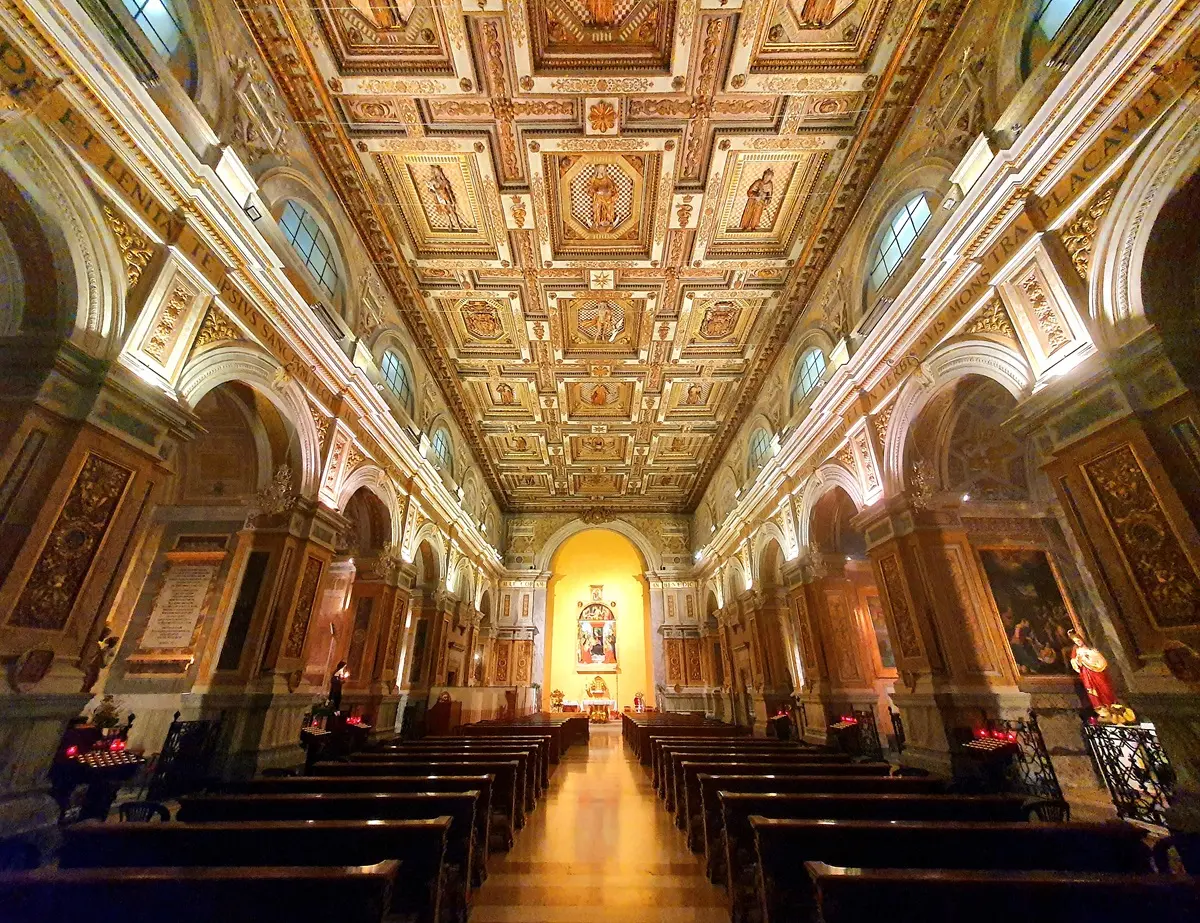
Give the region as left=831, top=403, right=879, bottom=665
left=581, top=676, right=615, bottom=722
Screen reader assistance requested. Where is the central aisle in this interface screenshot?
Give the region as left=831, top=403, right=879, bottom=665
left=471, top=722, right=728, bottom=923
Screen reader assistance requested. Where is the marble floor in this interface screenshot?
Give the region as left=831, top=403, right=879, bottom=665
left=471, top=722, right=729, bottom=923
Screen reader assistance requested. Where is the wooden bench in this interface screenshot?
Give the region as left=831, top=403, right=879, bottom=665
left=661, top=747, right=853, bottom=812
left=224, top=774, right=495, bottom=881
left=374, top=737, right=552, bottom=787
left=61, top=819, right=441, bottom=923
left=633, top=724, right=746, bottom=764
left=805, top=862, right=1200, bottom=923
left=456, top=725, right=564, bottom=762
left=0, top=861, right=399, bottom=923
left=718, top=792, right=1039, bottom=922
left=177, top=792, right=477, bottom=923
left=314, top=758, right=523, bottom=835
left=678, top=761, right=892, bottom=846
left=755, top=818, right=1153, bottom=923
left=654, top=740, right=833, bottom=793
left=351, top=748, right=540, bottom=810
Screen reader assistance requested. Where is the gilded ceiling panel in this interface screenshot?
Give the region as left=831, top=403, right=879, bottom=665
left=237, top=0, right=966, bottom=510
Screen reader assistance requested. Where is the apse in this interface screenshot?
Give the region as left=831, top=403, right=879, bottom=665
left=544, top=529, right=652, bottom=713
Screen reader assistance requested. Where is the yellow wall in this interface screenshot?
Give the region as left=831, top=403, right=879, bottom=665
left=545, top=529, right=652, bottom=711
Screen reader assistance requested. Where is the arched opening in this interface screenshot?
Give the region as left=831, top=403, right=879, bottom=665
left=805, top=485, right=896, bottom=735
left=98, top=380, right=307, bottom=749
left=401, top=539, right=441, bottom=693
left=544, top=528, right=652, bottom=713
left=471, top=590, right=493, bottom=686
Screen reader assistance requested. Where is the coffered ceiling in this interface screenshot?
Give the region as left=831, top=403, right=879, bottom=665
left=238, top=0, right=966, bottom=512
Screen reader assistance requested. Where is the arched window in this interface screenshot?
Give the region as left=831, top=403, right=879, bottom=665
left=278, top=201, right=339, bottom=298
left=431, top=426, right=454, bottom=475
left=869, top=193, right=931, bottom=290
left=121, top=0, right=185, bottom=56
left=747, top=429, right=773, bottom=478
left=792, top=347, right=827, bottom=408
left=1022, top=0, right=1089, bottom=73
left=380, top=348, right=414, bottom=414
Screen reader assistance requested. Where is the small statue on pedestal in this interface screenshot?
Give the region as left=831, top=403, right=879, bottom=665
left=1068, top=630, right=1134, bottom=724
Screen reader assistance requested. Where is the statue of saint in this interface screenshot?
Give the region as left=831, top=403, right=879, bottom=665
left=329, top=661, right=349, bottom=714
left=426, top=165, right=464, bottom=230
left=685, top=382, right=703, bottom=405
left=1068, top=630, right=1134, bottom=724
left=738, top=167, right=774, bottom=231
left=587, top=164, right=618, bottom=231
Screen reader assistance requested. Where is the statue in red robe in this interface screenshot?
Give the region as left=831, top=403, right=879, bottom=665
left=1068, top=630, right=1134, bottom=724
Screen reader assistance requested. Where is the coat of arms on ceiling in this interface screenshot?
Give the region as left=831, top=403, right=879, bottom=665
left=461, top=300, right=504, bottom=340
left=678, top=293, right=768, bottom=358
left=699, top=301, right=740, bottom=340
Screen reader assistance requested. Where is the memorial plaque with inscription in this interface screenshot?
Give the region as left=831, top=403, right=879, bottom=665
left=141, top=563, right=217, bottom=649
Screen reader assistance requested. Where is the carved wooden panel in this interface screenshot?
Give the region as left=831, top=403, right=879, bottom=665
left=283, top=555, right=324, bottom=658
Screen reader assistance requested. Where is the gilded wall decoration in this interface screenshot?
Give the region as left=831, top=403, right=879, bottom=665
left=1059, top=183, right=1117, bottom=280
left=1083, top=445, right=1200, bottom=629
left=284, top=555, right=325, bottom=659
left=542, top=151, right=661, bottom=261
left=877, top=553, right=921, bottom=658
left=1019, top=269, right=1071, bottom=354
left=964, top=297, right=1018, bottom=340
left=100, top=204, right=154, bottom=290
left=9, top=454, right=132, bottom=631
left=192, top=306, right=243, bottom=350
left=143, top=282, right=196, bottom=363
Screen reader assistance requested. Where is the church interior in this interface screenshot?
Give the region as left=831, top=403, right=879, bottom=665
left=2, top=0, right=1200, bottom=917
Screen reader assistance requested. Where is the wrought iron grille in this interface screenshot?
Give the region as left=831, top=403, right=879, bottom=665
left=851, top=708, right=885, bottom=762
left=890, top=709, right=906, bottom=754
left=146, top=712, right=222, bottom=801
left=1083, top=721, right=1173, bottom=827
left=985, top=713, right=1064, bottom=801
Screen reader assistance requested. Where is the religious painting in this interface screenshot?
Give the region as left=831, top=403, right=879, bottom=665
left=565, top=380, right=635, bottom=419
left=572, top=472, right=625, bottom=496
left=376, top=152, right=498, bottom=260
left=530, top=0, right=675, bottom=73
left=865, top=593, right=895, bottom=670
left=561, top=296, right=641, bottom=356
left=570, top=434, right=627, bottom=462
left=751, top=0, right=887, bottom=74
left=313, top=0, right=453, bottom=74
left=542, top=152, right=661, bottom=261
left=706, top=150, right=824, bottom=261
left=978, top=548, right=1078, bottom=678
left=577, top=600, right=618, bottom=672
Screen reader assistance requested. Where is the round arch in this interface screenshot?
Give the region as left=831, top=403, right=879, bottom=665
left=797, top=463, right=866, bottom=550
left=752, top=522, right=790, bottom=586
left=0, top=121, right=126, bottom=358
left=882, top=338, right=1034, bottom=496
left=337, top=464, right=402, bottom=545
left=177, top=343, right=323, bottom=498
left=409, top=526, right=446, bottom=587
left=532, top=517, right=662, bottom=574
left=1090, top=93, right=1200, bottom=348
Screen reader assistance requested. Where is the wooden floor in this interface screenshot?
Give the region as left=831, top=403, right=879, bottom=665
left=472, top=722, right=728, bottom=923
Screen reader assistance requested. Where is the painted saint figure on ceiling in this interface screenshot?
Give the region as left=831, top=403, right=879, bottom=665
left=795, top=0, right=839, bottom=28
left=738, top=167, right=774, bottom=231
left=685, top=382, right=704, bottom=405
left=426, top=165, right=464, bottom=231
left=588, top=163, right=618, bottom=231
left=496, top=382, right=515, bottom=405
left=586, top=0, right=616, bottom=27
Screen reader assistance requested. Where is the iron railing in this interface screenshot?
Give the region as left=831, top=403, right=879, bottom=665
left=985, top=713, right=1064, bottom=802
left=890, top=708, right=906, bottom=754
left=146, top=712, right=222, bottom=801
left=1083, top=721, right=1173, bottom=827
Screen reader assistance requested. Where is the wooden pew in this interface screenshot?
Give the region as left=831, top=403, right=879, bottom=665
left=662, top=747, right=852, bottom=812
left=631, top=722, right=745, bottom=764
left=224, top=774, right=495, bottom=882
left=316, top=757, right=524, bottom=833
left=678, top=761, right=892, bottom=846
left=351, top=747, right=540, bottom=809
left=372, top=737, right=551, bottom=787
left=177, top=792, right=477, bottom=923
left=653, top=739, right=830, bottom=793
left=61, top=820, right=441, bottom=923
left=717, top=792, right=1040, bottom=922
left=0, top=861, right=399, bottom=923
left=457, top=725, right=565, bottom=762
left=754, top=818, right=1154, bottom=923
left=805, top=862, right=1200, bottom=923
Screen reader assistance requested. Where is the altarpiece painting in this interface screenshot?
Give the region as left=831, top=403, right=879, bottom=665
left=577, top=584, right=617, bottom=672
left=977, top=548, right=1079, bottom=678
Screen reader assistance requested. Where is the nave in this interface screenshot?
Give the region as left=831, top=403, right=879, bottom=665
left=472, top=723, right=726, bottom=923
